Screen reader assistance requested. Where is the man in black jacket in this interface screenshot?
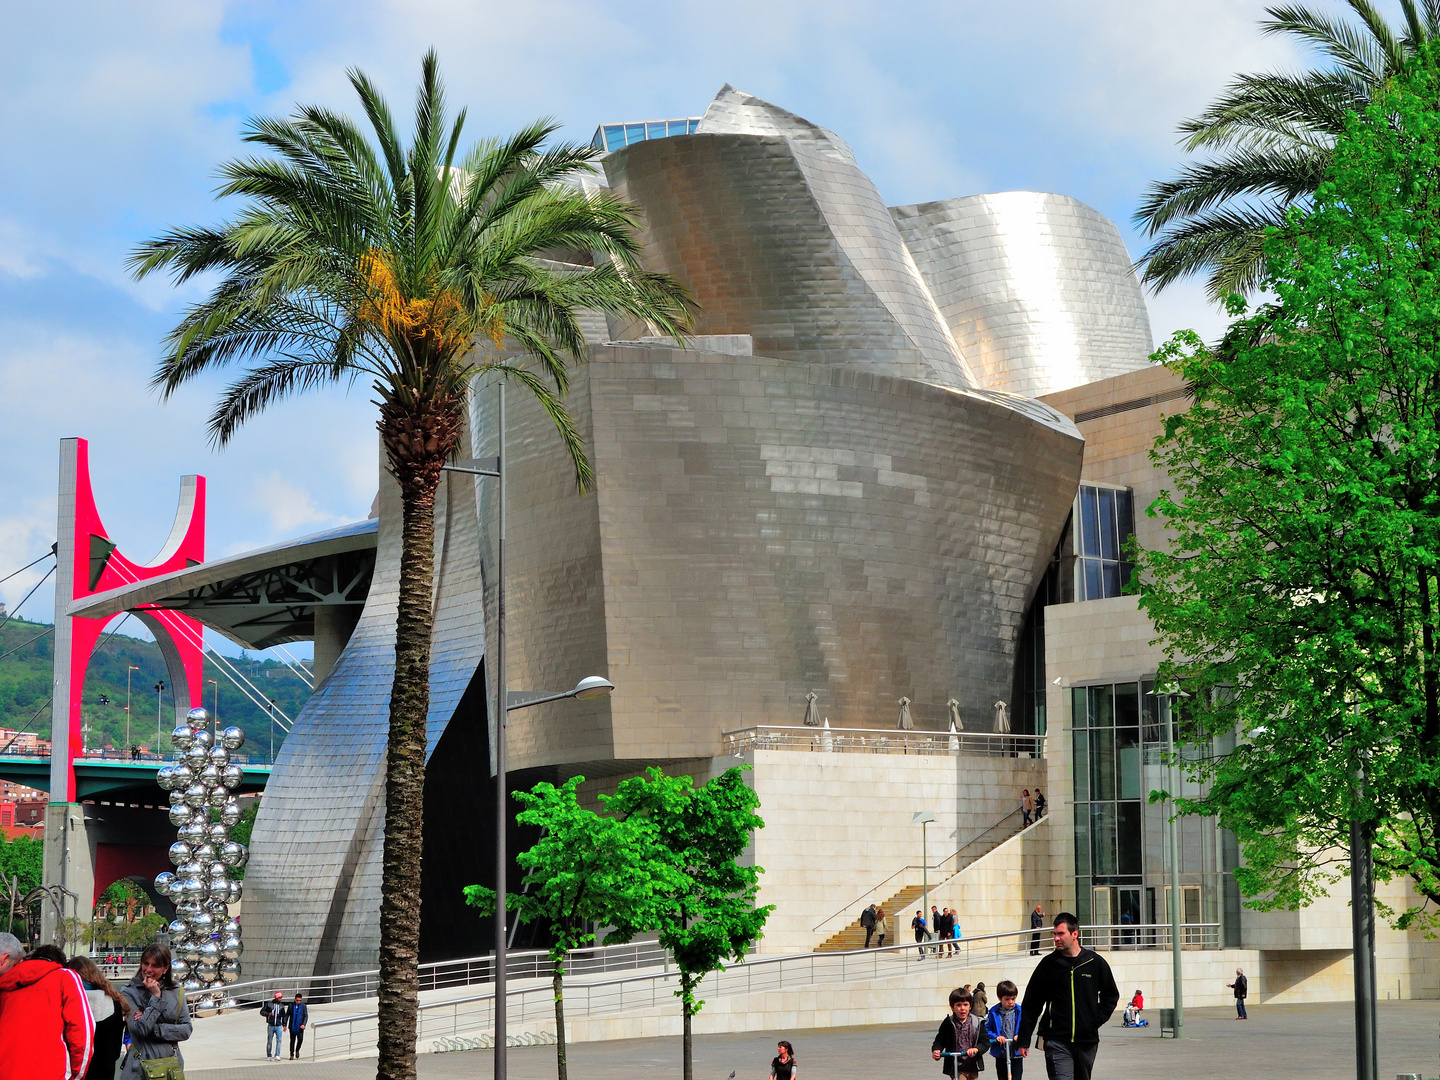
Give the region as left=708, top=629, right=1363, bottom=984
left=1015, top=912, right=1119, bottom=1080
left=860, top=904, right=877, bottom=948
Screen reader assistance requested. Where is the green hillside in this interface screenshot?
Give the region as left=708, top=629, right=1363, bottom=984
left=0, top=617, right=311, bottom=759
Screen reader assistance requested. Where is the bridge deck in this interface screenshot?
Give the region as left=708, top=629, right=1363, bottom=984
left=0, top=755, right=271, bottom=800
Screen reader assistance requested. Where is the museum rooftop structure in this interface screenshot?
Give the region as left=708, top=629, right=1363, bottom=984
left=76, top=86, right=1438, bottom=1004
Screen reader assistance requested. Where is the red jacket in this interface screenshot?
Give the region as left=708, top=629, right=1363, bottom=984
left=0, top=959, right=94, bottom=1079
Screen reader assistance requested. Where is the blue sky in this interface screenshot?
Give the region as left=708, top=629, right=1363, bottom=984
left=0, top=0, right=1319, bottom=646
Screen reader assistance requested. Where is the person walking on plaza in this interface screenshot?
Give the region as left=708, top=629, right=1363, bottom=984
left=913, top=909, right=931, bottom=958
left=861, top=903, right=878, bottom=948
left=875, top=907, right=889, bottom=948
left=0, top=936, right=94, bottom=1080
left=288, top=992, right=310, bottom=1058
left=261, top=989, right=288, bottom=1059
left=119, top=944, right=191, bottom=1080
left=1015, top=913, right=1119, bottom=1080
left=770, top=1039, right=798, bottom=1079
left=931, top=986, right=990, bottom=1076
left=1029, top=903, right=1045, bottom=955
left=932, top=905, right=943, bottom=955
left=1034, top=789, right=1046, bottom=819
left=1227, top=969, right=1248, bottom=1019
left=986, top=980, right=1023, bottom=1080
left=972, top=982, right=988, bottom=1017
left=66, top=955, right=127, bottom=1080
left=1021, top=789, right=1034, bottom=826
left=937, top=907, right=955, bottom=956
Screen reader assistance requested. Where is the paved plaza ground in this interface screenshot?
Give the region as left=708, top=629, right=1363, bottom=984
left=191, top=1001, right=1439, bottom=1079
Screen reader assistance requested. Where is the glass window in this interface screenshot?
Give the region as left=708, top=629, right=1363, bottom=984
left=647, top=121, right=667, bottom=140
left=1114, top=683, right=1139, bottom=728
left=1099, top=488, right=1118, bottom=560
left=1082, top=560, right=1102, bottom=601
left=1102, top=561, right=1122, bottom=598
left=668, top=120, right=689, bottom=137
left=1090, top=729, right=1115, bottom=801
left=1074, top=813, right=1090, bottom=875
left=1091, top=803, right=1117, bottom=876
left=1073, top=730, right=1089, bottom=801
left=1072, top=687, right=1088, bottom=729
left=1117, top=489, right=1135, bottom=550
left=1117, top=803, right=1143, bottom=875
left=625, top=123, right=645, bottom=145
left=604, top=126, right=626, bottom=153
left=1075, top=877, right=1091, bottom=923
left=1089, top=684, right=1114, bottom=728
left=1080, top=487, right=1101, bottom=558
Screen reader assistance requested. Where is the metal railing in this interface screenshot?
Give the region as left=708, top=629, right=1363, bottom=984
left=722, top=725, right=1046, bottom=759
left=223, top=938, right=670, bottom=1009
left=812, top=807, right=1030, bottom=936
left=0, top=746, right=277, bottom=766
left=307, top=923, right=1220, bottom=1060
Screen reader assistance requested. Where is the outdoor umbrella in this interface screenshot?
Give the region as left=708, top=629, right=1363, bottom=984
left=993, top=700, right=1010, bottom=734
left=897, top=696, right=914, bottom=730
left=803, top=690, right=820, bottom=726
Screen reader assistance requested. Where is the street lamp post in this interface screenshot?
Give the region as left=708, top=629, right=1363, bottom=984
left=913, top=810, right=936, bottom=953
left=126, top=666, right=139, bottom=751
left=439, top=384, right=618, bottom=1080
left=154, top=681, right=165, bottom=753
left=1149, top=684, right=1188, bottom=1039
left=269, top=699, right=276, bottom=762
left=207, top=679, right=219, bottom=725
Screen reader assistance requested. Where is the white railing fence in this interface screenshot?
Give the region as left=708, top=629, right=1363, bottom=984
left=309, top=923, right=1220, bottom=1060
left=222, top=938, right=670, bottom=1009
left=723, top=725, right=1046, bottom=759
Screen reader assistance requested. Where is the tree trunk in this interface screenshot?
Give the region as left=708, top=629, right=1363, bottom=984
left=682, top=977, right=694, bottom=1080
left=553, top=960, right=568, bottom=1080
left=375, top=395, right=461, bottom=1080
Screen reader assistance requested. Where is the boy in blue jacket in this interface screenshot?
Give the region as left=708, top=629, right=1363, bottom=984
left=985, top=980, right=1023, bottom=1079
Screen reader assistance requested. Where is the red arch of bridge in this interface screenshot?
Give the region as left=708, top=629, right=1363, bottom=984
left=57, top=438, right=206, bottom=802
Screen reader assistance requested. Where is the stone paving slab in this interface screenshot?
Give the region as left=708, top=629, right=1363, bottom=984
left=191, top=1001, right=1440, bottom=1079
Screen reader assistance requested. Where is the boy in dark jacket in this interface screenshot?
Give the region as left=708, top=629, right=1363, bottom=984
left=1015, top=913, right=1119, bottom=1080
left=985, top=980, right=1023, bottom=1079
left=931, top=987, right=990, bottom=1076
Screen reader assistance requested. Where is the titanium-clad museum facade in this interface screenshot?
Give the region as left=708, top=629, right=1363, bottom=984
left=237, top=86, right=1155, bottom=975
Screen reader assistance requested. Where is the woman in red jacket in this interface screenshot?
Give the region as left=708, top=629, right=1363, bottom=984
left=0, top=938, right=95, bottom=1080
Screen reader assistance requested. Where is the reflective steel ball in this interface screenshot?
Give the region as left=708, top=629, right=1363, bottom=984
left=154, top=871, right=177, bottom=896
left=217, top=966, right=239, bottom=986
left=221, top=918, right=240, bottom=936
left=193, top=728, right=213, bottom=749
left=168, top=841, right=192, bottom=866
left=220, top=764, right=243, bottom=789
left=168, top=790, right=187, bottom=807
left=207, top=787, right=229, bottom=808
left=181, top=978, right=203, bottom=994
left=219, top=841, right=247, bottom=868
left=191, top=912, right=215, bottom=933
left=183, top=783, right=209, bottom=809
left=171, top=762, right=195, bottom=785
left=177, top=861, right=203, bottom=882
left=219, top=935, right=242, bottom=960
left=204, top=898, right=230, bottom=917
left=171, top=725, right=195, bottom=750
left=156, top=765, right=178, bottom=790
left=180, top=878, right=206, bottom=900
left=199, top=764, right=222, bottom=785
left=180, top=820, right=207, bottom=843
left=183, top=744, right=207, bottom=768
left=167, top=918, right=191, bottom=940
left=186, top=707, right=211, bottom=727
left=206, top=822, right=228, bottom=845
left=168, top=804, right=194, bottom=828
left=221, top=726, right=244, bottom=751
left=195, top=960, right=218, bottom=980
left=226, top=880, right=242, bottom=903
left=169, top=957, right=191, bottom=980
left=206, top=745, right=228, bottom=767
left=220, top=801, right=241, bottom=826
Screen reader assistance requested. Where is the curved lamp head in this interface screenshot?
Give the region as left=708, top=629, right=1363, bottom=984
left=570, top=676, right=615, bottom=701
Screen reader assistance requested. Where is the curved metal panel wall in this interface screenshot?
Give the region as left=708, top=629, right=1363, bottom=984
left=891, top=192, right=1154, bottom=397
left=243, top=438, right=487, bottom=979
left=604, top=89, right=975, bottom=390
left=486, top=344, right=1082, bottom=773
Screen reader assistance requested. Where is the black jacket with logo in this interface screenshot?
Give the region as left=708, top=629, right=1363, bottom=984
left=1015, top=947, right=1119, bottom=1047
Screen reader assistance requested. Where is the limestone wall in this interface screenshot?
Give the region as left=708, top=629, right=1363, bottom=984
left=740, top=748, right=1046, bottom=954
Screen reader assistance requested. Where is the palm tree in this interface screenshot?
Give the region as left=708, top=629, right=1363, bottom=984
left=131, top=52, right=692, bottom=1080
left=1135, top=0, right=1440, bottom=301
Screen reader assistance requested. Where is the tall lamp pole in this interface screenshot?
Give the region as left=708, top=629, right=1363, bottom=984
left=1351, top=747, right=1378, bottom=1080
left=154, top=681, right=165, bottom=752
left=441, top=384, right=617, bottom=1080
left=207, top=679, right=218, bottom=726
left=126, top=665, right=139, bottom=751
left=1149, top=684, right=1188, bottom=1039
left=913, top=810, right=936, bottom=950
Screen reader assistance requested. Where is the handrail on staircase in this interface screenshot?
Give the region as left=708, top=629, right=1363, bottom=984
left=811, top=807, right=1031, bottom=934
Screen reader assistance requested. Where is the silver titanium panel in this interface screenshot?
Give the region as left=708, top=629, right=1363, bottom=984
left=604, top=87, right=975, bottom=390
left=482, top=344, right=1082, bottom=773
left=242, top=435, right=486, bottom=979
left=892, top=193, right=1154, bottom=397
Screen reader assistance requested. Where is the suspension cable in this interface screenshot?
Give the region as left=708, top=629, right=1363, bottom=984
left=0, top=547, right=55, bottom=588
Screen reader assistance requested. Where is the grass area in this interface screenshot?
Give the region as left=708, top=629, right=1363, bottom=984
left=0, top=616, right=311, bottom=757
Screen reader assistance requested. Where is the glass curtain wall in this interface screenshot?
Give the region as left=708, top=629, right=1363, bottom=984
left=1072, top=680, right=1231, bottom=944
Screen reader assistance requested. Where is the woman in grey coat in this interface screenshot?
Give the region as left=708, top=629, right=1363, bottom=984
left=119, top=944, right=192, bottom=1080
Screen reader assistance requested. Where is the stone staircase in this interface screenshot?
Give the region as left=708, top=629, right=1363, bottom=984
left=814, top=807, right=1026, bottom=953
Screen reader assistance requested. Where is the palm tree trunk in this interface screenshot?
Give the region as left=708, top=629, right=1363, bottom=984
left=375, top=396, right=461, bottom=1080
left=553, top=960, right=568, bottom=1080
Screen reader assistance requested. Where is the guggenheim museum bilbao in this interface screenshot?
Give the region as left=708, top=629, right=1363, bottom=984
left=65, top=85, right=1438, bottom=1001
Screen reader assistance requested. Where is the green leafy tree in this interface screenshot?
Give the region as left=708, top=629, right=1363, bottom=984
left=0, top=836, right=42, bottom=895
left=463, top=776, right=678, bottom=1080
left=1138, top=52, right=1440, bottom=927
left=1135, top=0, right=1440, bottom=300
left=130, top=52, right=691, bottom=1080
left=606, top=767, right=771, bottom=1080
left=128, top=913, right=167, bottom=949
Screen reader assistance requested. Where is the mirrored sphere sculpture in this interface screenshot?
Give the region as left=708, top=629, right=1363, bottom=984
left=170, top=958, right=190, bottom=980
left=156, top=766, right=178, bottom=790
left=168, top=842, right=192, bottom=866
left=183, top=784, right=209, bottom=809
left=168, top=805, right=194, bottom=827
left=220, top=764, right=243, bottom=789
left=171, top=726, right=195, bottom=750
left=154, top=872, right=176, bottom=896
left=221, top=726, right=244, bottom=751
left=181, top=978, right=203, bottom=993
left=207, top=746, right=229, bottom=767
left=220, top=802, right=241, bottom=826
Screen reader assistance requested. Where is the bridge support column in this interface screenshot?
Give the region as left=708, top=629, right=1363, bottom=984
left=39, top=804, right=92, bottom=947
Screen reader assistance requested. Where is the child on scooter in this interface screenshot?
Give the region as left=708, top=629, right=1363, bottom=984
left=985, top=980, right=1023, bottom=1079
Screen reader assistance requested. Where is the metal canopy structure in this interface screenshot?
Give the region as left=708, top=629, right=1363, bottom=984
left=68, top=518, right=378, bottom=651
